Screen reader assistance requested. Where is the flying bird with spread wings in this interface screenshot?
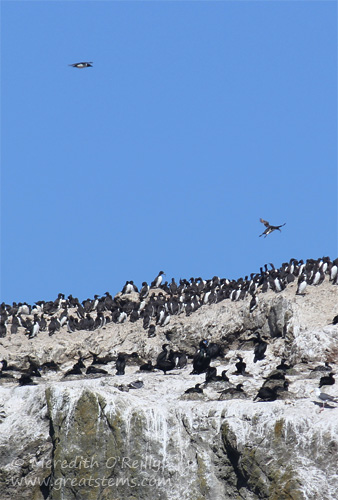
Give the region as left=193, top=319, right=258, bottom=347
left=259, top=218, right=286, bottom=238
left=69, top=62, right=93, bottom=68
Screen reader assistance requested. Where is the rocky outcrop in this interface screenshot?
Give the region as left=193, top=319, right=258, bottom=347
left=0, top=280, right=337, bottom=499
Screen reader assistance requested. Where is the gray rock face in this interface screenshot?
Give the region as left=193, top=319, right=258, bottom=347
left=0, top=279, right=337, bottom=500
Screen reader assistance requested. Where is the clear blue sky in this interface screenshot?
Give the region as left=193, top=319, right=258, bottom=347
left=1, top=1, right=337, bottom=305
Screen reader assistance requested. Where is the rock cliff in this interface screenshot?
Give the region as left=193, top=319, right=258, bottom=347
left=0, top=266, right=337, bottom=500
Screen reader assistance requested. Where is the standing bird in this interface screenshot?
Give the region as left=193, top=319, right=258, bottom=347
left=251, top=332, right=268, bottom=363
left=151, top=271, right=165, bottom=289
left=155, top=344, right=175, bottom=375
left=139, top=282, right=150, bottom=300
left=313, top=388, right=338, bottom=411
left=64, top=357, right=85, bottom=377
left=259, top=218, right=286, bottom=238
left=69, top=62, right=93, bottom=68
left=191, top=340, right=211, bottom=375
left=235, top=355, right=246, bottom=375
left=122, top=281, right=138, bottom=294
left=116, top=353, right=126, bottom=375
left=249, top=293, right=258, bottom=313
left=296, top=273, right=308, bottom=296
left=29, top=315, right=40, bottom=339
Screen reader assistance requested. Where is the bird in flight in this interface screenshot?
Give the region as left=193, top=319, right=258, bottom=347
left=259, top=218, right=286, bottom=237
left=69, top=62, right=93, bottom=68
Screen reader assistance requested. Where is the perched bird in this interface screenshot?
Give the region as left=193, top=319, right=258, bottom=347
left=311, top=362, right=332, bottom=373
left=206, top=342, right=223, bottom=359
left=40, top=360, right=59, bottom=372
left=249, top=294, right=258, bottom=313
left=218, top=384, right=245, bottom=399
left=128, top=379, right=143, bottom=390
left=139, top=282, right=150, bottom=300
left=86, top=366, right=108, bottom=375
left=64, top=362, right=83, bottom=377
left=122, top=281, right=138, bottom=294
left=151, top=271, right=165, bottom=289
left=185, top=383, right=203, bottom=394
left=64, top=356, right=85, bottom=377
left=155, top=344, right=175, bottom=375
left=254, top=381, right=289, bottom=401
left=296, top=274, right=308, bottom=296
left=251, top=332, right=268, bottom=363
left=140, top=361, right=154, bottom=372
left=116, top=354, right=126, bottom=375
left=205, top=367, right=228, bottom=383
left=29, top=316, right=40, bottom=339
left=259, top=218, right=286, bottom=238
left=90, top=352, right=114, bottom=365
left=276, top=358, right=291, bottom=372
left=254, top=386, right=279, bottom=402
left=235, top=355, right=246, bottom=375
left=263, top=370, right=286, bottom=383
left=191, top=340, right=211, bottom=375
left=175, top=352, right=188, bottom=369
left=18, top=374, right=36, bottom=386
left=319, top=372, right=335, bottom=388
left=69, top=62, right=93, bottom=68
left=313, top=388, right=338, bottom=410
left=148, top=324, right=156, bottom=338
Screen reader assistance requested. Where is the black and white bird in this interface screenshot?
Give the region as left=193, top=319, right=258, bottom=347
left=69, top=62, right=93, bottom=68
left=29, top=316, right=40, bottom=339
left=122, top=281, right=138, bottom=294
left=151, top=271, right=165, bottom=289
left=249, top=293, right=258, bottom=313
left=259, top=218, right=286, bottom=238
left=139, top=282, right=150, bottom=300
left=296, top=274, right=308, bottom=296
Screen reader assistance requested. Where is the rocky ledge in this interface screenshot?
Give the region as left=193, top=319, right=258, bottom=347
left=0, top=265, right=337, bottom=500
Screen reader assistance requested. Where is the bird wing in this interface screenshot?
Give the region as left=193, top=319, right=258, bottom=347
left=260, top=218, right=270, bottom=227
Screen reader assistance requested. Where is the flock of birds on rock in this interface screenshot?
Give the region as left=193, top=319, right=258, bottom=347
left=0, top=336, right=337, bottom=410
left=0, top=255, right=337, bottom=410
left=0, top=256, right=337, bottom=341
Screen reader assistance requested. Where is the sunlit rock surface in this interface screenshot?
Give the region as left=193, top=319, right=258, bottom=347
left=0, top=279, right=337, bottom=499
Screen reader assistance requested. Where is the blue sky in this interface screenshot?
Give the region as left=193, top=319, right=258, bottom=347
left=1, top=1, right=337, bottom=305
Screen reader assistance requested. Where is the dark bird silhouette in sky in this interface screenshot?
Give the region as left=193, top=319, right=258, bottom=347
left=259, top=218, right=286, bottom=238
left=69, top=62, right=93, bottom=68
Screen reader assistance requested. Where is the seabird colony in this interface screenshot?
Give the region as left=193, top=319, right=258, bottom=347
left=0, top=256, right=337, bottom=407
